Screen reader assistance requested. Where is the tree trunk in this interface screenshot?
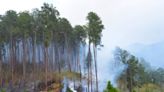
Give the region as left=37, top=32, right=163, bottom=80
left=93, top=44, right=99, bottom=92
left=68, top=48, right=72, bottom=72
left=127, top=67, right=132, bottom=92
left=22, top=39, right=27, bottom=81
left=90, top=61, right=93, bottom=92
left=45, top=46, right=48, bottom=91
left=0, top=50, right=2, bottom=87
left=88, top=64, right=90, bottom=92
left=87, top=42, right=91, bottom=92
left=77, top=49, right=82, bottom=83
left=10, top=34, right=14, bottom=83
left=32, top=31, right=36, bottom=80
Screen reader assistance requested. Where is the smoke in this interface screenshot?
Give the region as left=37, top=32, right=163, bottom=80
left=97, top=48, right=128, bottom=91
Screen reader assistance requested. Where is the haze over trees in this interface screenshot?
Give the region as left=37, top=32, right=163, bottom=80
left=113, top=47, right=164, bottom=92
left=0, top=3, right=104, bottom=92
left=0, top=2, right=163, bottom=92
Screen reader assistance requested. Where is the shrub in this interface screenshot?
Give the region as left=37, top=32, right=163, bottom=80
left=104, top=81, right=118, bottom=92
left=66, top=86, right=73, bottom=92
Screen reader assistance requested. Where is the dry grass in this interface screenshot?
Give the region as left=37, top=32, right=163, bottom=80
left=134, top=83, right=163, bottom=92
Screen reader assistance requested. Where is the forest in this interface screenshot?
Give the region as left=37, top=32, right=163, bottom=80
left=0, top=3, right=164, bottom=92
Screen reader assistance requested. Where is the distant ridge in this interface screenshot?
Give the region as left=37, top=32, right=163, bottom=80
left=126, top=41, right=164, bottom=68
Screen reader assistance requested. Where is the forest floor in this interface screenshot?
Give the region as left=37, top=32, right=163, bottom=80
left=0, top=71, right=82, bottom=92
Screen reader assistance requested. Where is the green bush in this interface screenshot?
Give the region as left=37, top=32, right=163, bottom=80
left=66, top=86, right=73, bottom=92
left=0, top=88, right=6, bottom=92
left=104, top=81, right=118, bottom=92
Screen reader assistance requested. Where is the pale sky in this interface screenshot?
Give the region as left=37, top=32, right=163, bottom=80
left=1, top=0, right=164, bottom=87
left=1, top=0, right=164, bottom=48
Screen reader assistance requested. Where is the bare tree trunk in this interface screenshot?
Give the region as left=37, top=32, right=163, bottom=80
left=90, top=62, right=93, bottom=92
left=23, top=39, right=27, bottom=81
left=44, top=46, right=48, bottom=91
left=57, top=47, right=61, bottom=74
left=77, top=49, right=82, bottom=83
left=32, top=31, right=36, bottom=80
left=93, top=44, right=99, bottom=92
left=57, top=46, right=62, bottom=90
left=87, top=42, right=91, bottom=92
left=13, top=41, right=16, bottom=77
left=88, top=65, right=90, bottom=92
left=67, top=44, right=72, bottom=72
left=10, top=37, right=14, bottom=83
left=0, top=51, right=2, bottom=86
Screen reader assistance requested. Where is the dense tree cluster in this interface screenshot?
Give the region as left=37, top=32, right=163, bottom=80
left=0, top=3, right=104, bottom=92
left=114, top=47, right=164, bottom=92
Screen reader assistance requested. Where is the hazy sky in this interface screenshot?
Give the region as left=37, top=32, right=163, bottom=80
left=1, top=0, right=164, bottom=47
left=1, top=0, right=164, bottom=55
left=1, top=0, right=164, bottom=46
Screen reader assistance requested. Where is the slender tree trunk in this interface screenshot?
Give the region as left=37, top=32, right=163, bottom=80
left=77, top=49, right=82, bottom=83
left=0, top=50, right=2, bottom=86
left=12, top=42, right=14, bottom=83
left=87, top=42, right=91, bottom=92
left=79, top=64, right=82, bottom=83
left=67, top=44, right=72, bottom=72
left=90, top=46, right=93, bottom=92
left=32, top=32, right=36, bottom=80
left=54, top=43, right=57, bottom=72
left=57, top=46, right=62, bottom=88
left=88, top=64, right=90, bottom=92
left=37, top=45, right=41, bottom=78
left=57, top=47, right=61, bottom=74
left=23, top=39, right=27, bottom=82
left=90, top=60, right=93, bottom=92
left=13, top=41, right=16, bottom=76
left=10, top=36, right=14, bottom=83
left=44, top=46, right=48, bottom=91
left=93, top=44, right=99, bottom=92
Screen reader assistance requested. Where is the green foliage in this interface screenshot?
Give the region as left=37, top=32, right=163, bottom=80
left=86, top=12, right=104, bottom=46
left=104, top=81, right=118, bottom=92
left=0, top=88, right=6, bottom=92
left=114, top=47, right=164, bottom=92
left=23, top=89, right=28, bottom=92
left=66, top=87, right=73, bottom=92
left=73, top=25, right=86, bottom=45
left=114, top=47, right=139, bottom=92
left=0, top=3, right=105, bottom=92
left=132, top=90, right=136, bottom=92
